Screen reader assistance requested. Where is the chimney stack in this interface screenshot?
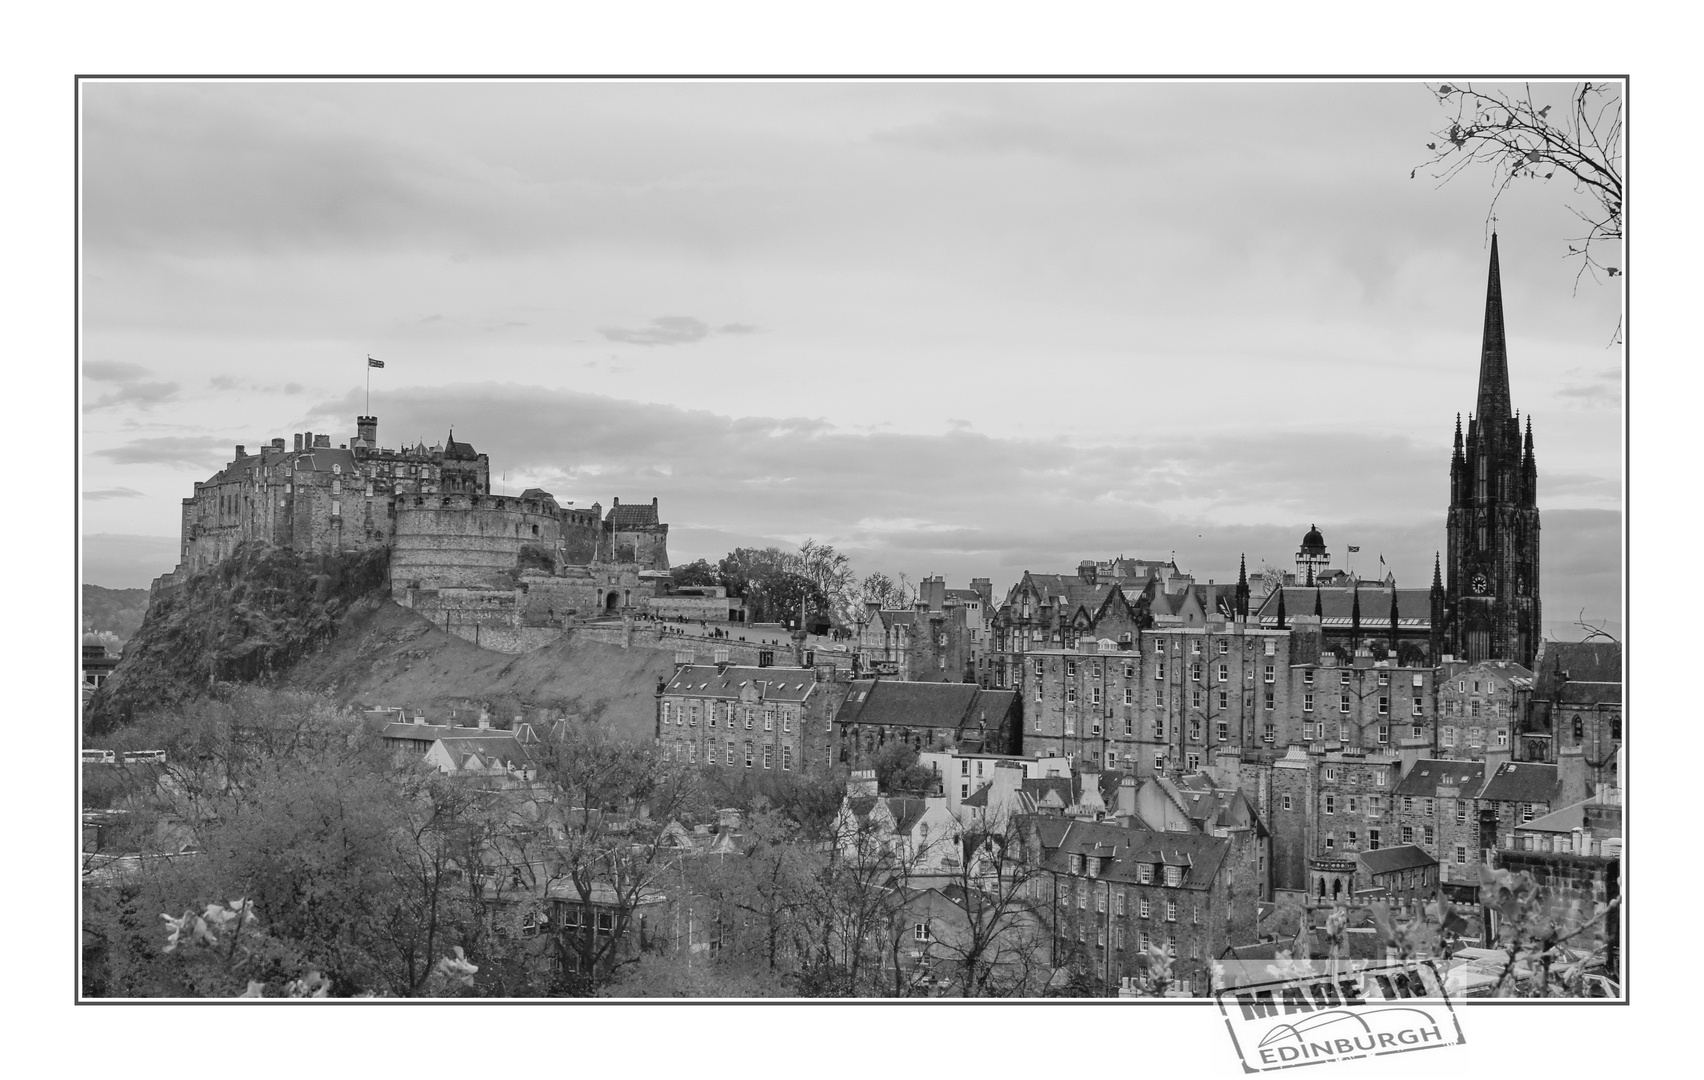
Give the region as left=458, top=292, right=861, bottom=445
left=294, top=433, right=303, bottom=452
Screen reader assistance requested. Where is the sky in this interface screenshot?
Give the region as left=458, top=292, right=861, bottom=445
left=79, top=79, right=1623, bottom=637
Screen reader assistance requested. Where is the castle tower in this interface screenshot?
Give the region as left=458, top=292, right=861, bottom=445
left=355, top=415, right=378, bottom=448
left=1445, top=234, right=1541, bottom=666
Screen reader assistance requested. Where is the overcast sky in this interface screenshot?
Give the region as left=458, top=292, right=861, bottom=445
left=79, top=79, right=1622, bottom=636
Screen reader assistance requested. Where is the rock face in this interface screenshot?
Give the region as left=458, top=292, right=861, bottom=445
left=85, top=541, right=391, bottom=734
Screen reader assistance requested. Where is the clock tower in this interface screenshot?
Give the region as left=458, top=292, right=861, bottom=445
left=1445, top=234, right=1541, bottom=667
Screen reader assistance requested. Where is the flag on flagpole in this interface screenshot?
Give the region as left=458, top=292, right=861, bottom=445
left=1347, top=545, right=1361, bottom=553
left=367, top=356, right=384, bottom=368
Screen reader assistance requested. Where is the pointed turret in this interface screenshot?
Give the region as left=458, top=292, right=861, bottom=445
left=1476, top=233, right=1513, bottom=423
left=1350, top=582, right=1361, bottom=642
left=1275, top=588, right=1287, bottom=630
left=1235, top=554, right=1250, bottom=618
left=1314, top=587, right=1323, bottom=619
left=1452, top=413, right=1464, bottom=460
left=1431, top=552, right=1444, bottom=594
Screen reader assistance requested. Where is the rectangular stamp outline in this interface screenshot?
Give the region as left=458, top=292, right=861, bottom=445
left=1214, top=959, right=1466, bottom=1073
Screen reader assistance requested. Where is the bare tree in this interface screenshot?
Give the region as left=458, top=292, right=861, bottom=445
left=1417, top=82, right=1623, bottom=311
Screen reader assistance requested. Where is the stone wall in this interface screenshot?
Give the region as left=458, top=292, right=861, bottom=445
left=390, top=493, right=564, bottom=590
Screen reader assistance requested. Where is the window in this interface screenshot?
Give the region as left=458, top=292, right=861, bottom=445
left=1521, top=802, right=1535, bottom=823
left=1077, top=882, right=1087, bottom=909
left=1153, top=753, right=1166, bottom=771
left=913, top=921, right=932, bottom=942
left=1263, top=665, right=1275, bottom=684
left=1282, top=794, right=1292, bottom=812
left=1339, top=695, right=1351, bottom=714
left=1412, top=723, right=1424, bottom=739
left=1455, top=845, right=1468, bottom=866
left=1124, top=688, right=1133, bottom=706
left=782, top=746, right=792, bottom=771
left=1092, top=685, right=1101, bottom=705
left=1035, top=659, right=1045, bottom=677
left=1218, top=690, right=1229, bottom=711
left=1217, top=663, right=1228, bottom=682
left=744, top=708, right=754, bottom=729
left=1097, top=889, right=1107, bottom=914
left=1401, top=825, right=1413, bottom=844
left=1190, top=663, right=1202, bottom=682
left=1186, top=752, right=1200, bottom=771
left=1155, top=663, right=1165, bottom=681
left=1066, top=686, right=1076, bottom=704
left=1165, top=865, right=1182, bottom=888
left=1067, top=660, right=1077, bottom=678
left=1139, top=896, right=1151, bottom=918
left=596, top=911, right=615, bottom=933
left=1324, top=794, right=1335, bottom=815
left=1124, top=664, right=1135, bottom=679
left=1442, top=726, right=1456, bottom=747
left=1323, top=833, right=1335, bottom=851
left=1166, top=900, right=1178, bottom=922
left=1138, top=864, right=1152, bottom=885
left=1377, top=724, right=1389, bottom=745
left=1303, top=669, right=1314, bottom=686
left=725, top=741, right=734, bottom=765
left=1378, top=670, right=1389, bottom=686
left=762, top=745, right=773, bottom=769
left=783, top=712, right=792, bottom=733
left=689, top=704, right=699, bottom=727
left=1115, top=891, right=1125, bottom=916
left=1369, top=828, right=1380, bottom=849
left=1303, top=694, right=1314, bottom=713
left=1124, top=715, right=1133, bottom=736
left=1154, top=640, right=1165, bottom=655
left=1423, top=825, right=1435, bottom=846
left=1413, top=696, right=1424, bottom=715
left=1341, top=672, right=1352, bottom=687
left=1036, top=683, right=1043, bottom=702
left=688, top=743, right=697, bottom=763
left=1153, top=717, right=1165, bottom=739
left=1191, top=689, right=1203, bottom=711
left=1216, top=719, right=1228, bottom=742
left=1347, top=796, right=1359, bottom=814
left=1378, top=696, right=1389, bottom=716
left=661, top=702, right=672, bottom=725
left=1375, top=770, right=1386, bottom=787
left=764, top=707, right=774, bottom=731
left=1325, top=767, right=1338, bottom=782
left=1264, top=691, right=1275, bottom=711
left=1264, top=723, right=1275, bottom=742
left=1424, top=798, right=1435, bottom=817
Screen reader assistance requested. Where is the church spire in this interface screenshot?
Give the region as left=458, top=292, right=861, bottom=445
left=1235, top=554, right=1250, bottom=618
left=1275, top=587, right=1287, bottom=629
left=1476, top=232, right=1513, bottom=423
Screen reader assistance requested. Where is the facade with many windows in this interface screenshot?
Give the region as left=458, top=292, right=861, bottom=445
left=656, top=664, right=821, bottom=774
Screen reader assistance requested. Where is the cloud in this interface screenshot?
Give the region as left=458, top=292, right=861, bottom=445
left=81, top=533, right=183, bottom=589
left=95, top=435, right=232, bottom=468
left=599, top=316, right=762, bottom=346
left=84, top=360, right=180, bottom=409
left=85, top=360, right=151, bottom=382
left=1554, top=368, right=1622, bottom=408
left=83, top=487, right=147, bottom=500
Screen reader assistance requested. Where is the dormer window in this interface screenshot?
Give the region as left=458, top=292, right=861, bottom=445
left=1164, top=865, right=1182, bottom=888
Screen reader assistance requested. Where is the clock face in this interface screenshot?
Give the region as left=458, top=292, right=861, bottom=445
left=1471, top=572, right=1490, bottom=595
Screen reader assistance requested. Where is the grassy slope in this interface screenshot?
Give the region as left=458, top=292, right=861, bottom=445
left=284, top=600, right=675, bottom=741
left=82, top=584, right=152, bottom=642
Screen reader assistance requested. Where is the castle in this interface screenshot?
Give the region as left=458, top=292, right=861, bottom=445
left=156, top=414, right=673, bottom=650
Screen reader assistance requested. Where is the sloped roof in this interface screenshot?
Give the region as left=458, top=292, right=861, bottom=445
left=436, top=735, right=537, bottom=768
left=1535, top=641, right=1622, bottom=693
left=442, top=432, right=480, bottom=461
left=833, top=678, right=1017, bottom=731
left=383, top=721, right=512, bottom=744
left=1021, top=777, right=1073, bottom=809
left=1254, top=586, right=1434, bottom=629
left=1517, top=797, right=1622, bottom=837
left=607, top=501, right=660, bottom=526
left=1357, top=844, right=1437, bottom=876
left=1394, top=760, right=1486, bottom=798
left=1038, top=819, right=1230, bottom=890
left=665, top=665, right=815, bottom=702
left=887, top=797, right=928, bottom=834
left=1477, top=761, right=1560, bottom=804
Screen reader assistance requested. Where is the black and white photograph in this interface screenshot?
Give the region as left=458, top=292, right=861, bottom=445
left=74, top=74, right=1626, bottom=1009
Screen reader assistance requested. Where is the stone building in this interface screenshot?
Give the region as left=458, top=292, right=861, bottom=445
left=1435, top=659, right=1532, bottom=760
left=1390, top=758, right=1489, bottom=897
left=833, top=678, right=1021, bottom=767
left=1520, top=640, right=1621, bottom=788
left=1027, top=816, right=1261, bottom=997
left=656, top=663, right=825, bottom=776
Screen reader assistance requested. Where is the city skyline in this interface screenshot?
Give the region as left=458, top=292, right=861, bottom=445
left=80, top=80, right=1623, bottom=637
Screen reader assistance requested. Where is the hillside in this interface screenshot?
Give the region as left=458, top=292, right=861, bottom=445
left=284, top=600, right=676, bottom=741
left=85, top=541, right=390, bottom=734
left=82, top=584, right=152, bottom=643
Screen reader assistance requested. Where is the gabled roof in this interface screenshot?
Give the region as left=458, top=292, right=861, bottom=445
left=833, top=678, right=1017, bottom=731
left=1038, top=819, right=1230, bottom=889
left=435, top=735, right=537, bottom=766
left=1516, top=797, right=1623, bottom=837
left=1393, top=760, right=1486, bottom=798
left=383, top=721, right=514, bottom=744
left=1020, top=776, right=1073, bottom=808
left=1357, top=844, right=1437, bottom=876
left=1477, top=761, right=1560, bottom=804
left=887, top=797, right=928, bottom=835
left=1535, top=641, right=1621, bottom=691
left=442, top=432, right=480, bottom=461
left=665, top=665, right=815, bottom=702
